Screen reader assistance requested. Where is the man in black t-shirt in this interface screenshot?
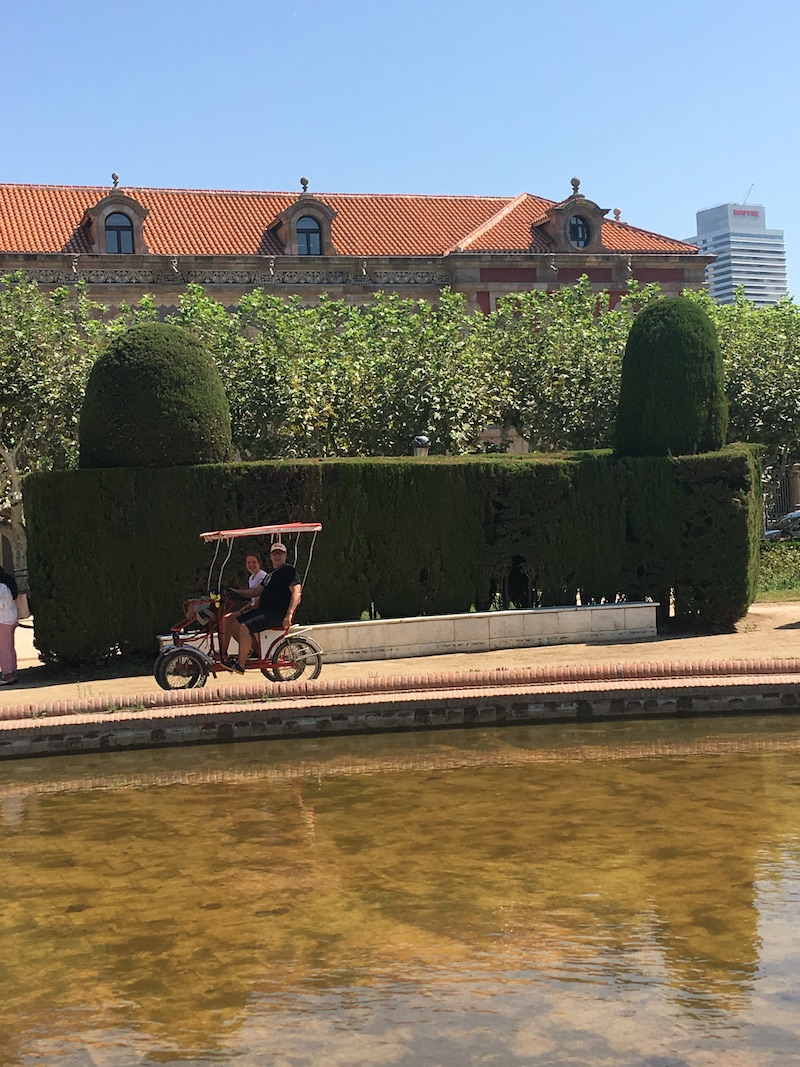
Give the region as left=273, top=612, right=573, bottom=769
left=224, top=542, right=302, bottom=674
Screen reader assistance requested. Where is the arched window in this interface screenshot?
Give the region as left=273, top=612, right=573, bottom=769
left=105, top=212, right=134, bottom=253
left=297, top=215, right=322, bottom=256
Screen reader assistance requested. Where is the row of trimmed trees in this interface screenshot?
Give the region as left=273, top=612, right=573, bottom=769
left=79, top=296, right=727, bottom=473
left=2, top=270, right=797, bottom=573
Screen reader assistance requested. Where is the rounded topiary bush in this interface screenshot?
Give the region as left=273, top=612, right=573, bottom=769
left=79, top=322, right=231, bottom=468
left=614, top=296, right=728, bottom=457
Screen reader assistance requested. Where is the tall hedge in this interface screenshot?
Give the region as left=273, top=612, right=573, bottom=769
left=24, top=448, right=761, bottom=667
left=79, top=322, right=231, bottom=468
left=615, top=297, right=728, bottom=457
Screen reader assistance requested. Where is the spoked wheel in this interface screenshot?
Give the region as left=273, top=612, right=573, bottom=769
left=270, top=636, right=323, bottom=682
left=154, top=647, right=209, bottom=691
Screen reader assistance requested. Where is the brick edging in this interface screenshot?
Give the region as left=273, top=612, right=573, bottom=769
left=3, top=657, right=800, bottom=723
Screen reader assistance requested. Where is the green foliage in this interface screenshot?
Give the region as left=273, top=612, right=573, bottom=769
left=481, top=279, right=663, bottom=451
left=621, top=448, right=761, bottom=625
left=683, top=288, right=800, bottom=459
left=167, top=285, right=499, bottom=459
left=0, top=273, right=108, bottom=486
left=25, top=447, right=761, bottom=666
left=0, top=273, right=110, bottom=577
left=79, top=322, right=232, bottom=468
left=6, top=273, right=800, bottom=473
left=758, top=541, right=800, bottom=593
left=615, top=296, right=728, bottom=457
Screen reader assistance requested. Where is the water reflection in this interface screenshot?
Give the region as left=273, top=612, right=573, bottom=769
left=3, top=717, right=800, bottom=1065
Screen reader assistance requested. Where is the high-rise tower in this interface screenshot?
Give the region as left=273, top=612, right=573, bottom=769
left=687, top=203, right=787, bottom=306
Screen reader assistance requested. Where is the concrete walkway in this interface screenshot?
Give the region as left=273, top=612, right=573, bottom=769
left=3, top=601, right=800, bottom=710
left=2, top=603, right=800, bottom=760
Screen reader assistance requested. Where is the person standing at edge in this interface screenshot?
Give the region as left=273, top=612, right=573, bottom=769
left=0, top=565, right=19, bottom=685
left=224, top=543, right=302, bottom=674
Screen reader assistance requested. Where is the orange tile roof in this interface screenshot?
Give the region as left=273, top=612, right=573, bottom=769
left=0, top=183, right=698, bottom=257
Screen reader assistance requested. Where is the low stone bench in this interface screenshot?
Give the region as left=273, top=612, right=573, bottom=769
left=162, top=602, right=658, bottom=665
left=307, top=603, right=657, bottom=664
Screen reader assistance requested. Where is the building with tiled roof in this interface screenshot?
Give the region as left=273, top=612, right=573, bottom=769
left=0, top=176, right=711, bottom=311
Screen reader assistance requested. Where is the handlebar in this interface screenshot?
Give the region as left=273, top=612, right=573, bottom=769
left=220, top=586, right=250, bottom=605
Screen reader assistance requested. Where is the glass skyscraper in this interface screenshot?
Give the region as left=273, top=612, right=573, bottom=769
left=686, top=203, right=787, bottom=306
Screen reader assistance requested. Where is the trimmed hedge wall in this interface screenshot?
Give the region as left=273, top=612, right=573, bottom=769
left=23, top=447, right=761, bottom=666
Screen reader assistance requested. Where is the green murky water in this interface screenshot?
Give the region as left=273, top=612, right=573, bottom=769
left=3, top=716, right=800, bottom=1065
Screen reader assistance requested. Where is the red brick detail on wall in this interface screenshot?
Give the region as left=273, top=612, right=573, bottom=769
left=479, top=268, right=538, bottom=282
left=476, top=291, right=491, bottom=314
left=632, top=268, right=685, bottom=283
left=555, top=268, right=614, bottom=284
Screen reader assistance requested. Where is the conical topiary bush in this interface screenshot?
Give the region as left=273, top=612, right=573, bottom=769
left=79, top=322, right=231, bottom=468
left=614, top=296, right=727, bottom=457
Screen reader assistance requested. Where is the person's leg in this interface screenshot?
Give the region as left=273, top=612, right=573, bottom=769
left=237, top=623, right=253, bottom=669
left=0, top=623, right=16, bottom=682
left=221, top=612, right=238, bottom=658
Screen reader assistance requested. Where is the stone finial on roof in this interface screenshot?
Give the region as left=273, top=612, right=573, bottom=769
left=112, top=172, right=119, bottom=188
left=571, top=176, right=581, bottom=196
left=613, top=208, right=621, bottom=221
left=300, top=176, right=309, bottom=192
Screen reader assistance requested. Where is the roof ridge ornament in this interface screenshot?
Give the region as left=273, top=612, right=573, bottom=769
left=111, top=172, right=119, bottom=188
left=300, top=176, right=309, bottom=193
left=570, top=176, right=582, bottom=198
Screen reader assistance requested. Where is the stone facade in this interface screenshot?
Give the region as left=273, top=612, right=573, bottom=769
left=0, top=250, right=709, bottom=314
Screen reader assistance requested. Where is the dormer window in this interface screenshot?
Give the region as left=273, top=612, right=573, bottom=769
left=270, top=186, right=338, bottom=256
left=534, top=178, right=609, bottom=254
left=82, top=187, right=150, bottom=255
left=297, top=215, right=322, bottom=256
left=105, top=212, right=134, bottom=253
left=568, top=215, right=591, bottom=249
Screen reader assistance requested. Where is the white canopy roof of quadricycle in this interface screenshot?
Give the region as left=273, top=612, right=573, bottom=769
left=200, top=522, right=323, bottom=542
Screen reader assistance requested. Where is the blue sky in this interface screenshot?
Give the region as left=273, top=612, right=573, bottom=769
left=2, top=0, right=796, bottom=293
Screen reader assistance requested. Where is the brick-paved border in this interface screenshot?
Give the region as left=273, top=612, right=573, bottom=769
left=2, top=657, right=800, bottom=723
left=2, top=659, right=800, bottom=760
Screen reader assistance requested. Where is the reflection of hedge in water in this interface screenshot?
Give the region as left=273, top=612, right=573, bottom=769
left=0, top=741, right=777, bottom=1047
left=24, top=446, right=761, bottom=666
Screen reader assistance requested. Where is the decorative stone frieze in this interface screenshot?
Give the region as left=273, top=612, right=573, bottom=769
left=372, top=270, right=451, bottom=285
left=13, top=263, right=454, bottom=289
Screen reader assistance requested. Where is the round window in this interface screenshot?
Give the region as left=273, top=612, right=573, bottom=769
left=568, top=215, right=591, bottom=249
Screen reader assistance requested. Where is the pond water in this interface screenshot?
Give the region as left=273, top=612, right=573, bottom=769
left=3, top=716, right=800, bottom=1066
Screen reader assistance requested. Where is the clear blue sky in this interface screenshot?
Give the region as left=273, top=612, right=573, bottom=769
left=2, top=0, right=796, bottom=294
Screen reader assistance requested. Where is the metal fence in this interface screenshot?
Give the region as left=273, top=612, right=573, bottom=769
left=763, top=451, right=795, bottom=527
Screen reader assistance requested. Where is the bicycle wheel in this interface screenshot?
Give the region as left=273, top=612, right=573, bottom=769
left=154, top=647, right=209, bottom=691
left=270, top=636, right=323, bottom=682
